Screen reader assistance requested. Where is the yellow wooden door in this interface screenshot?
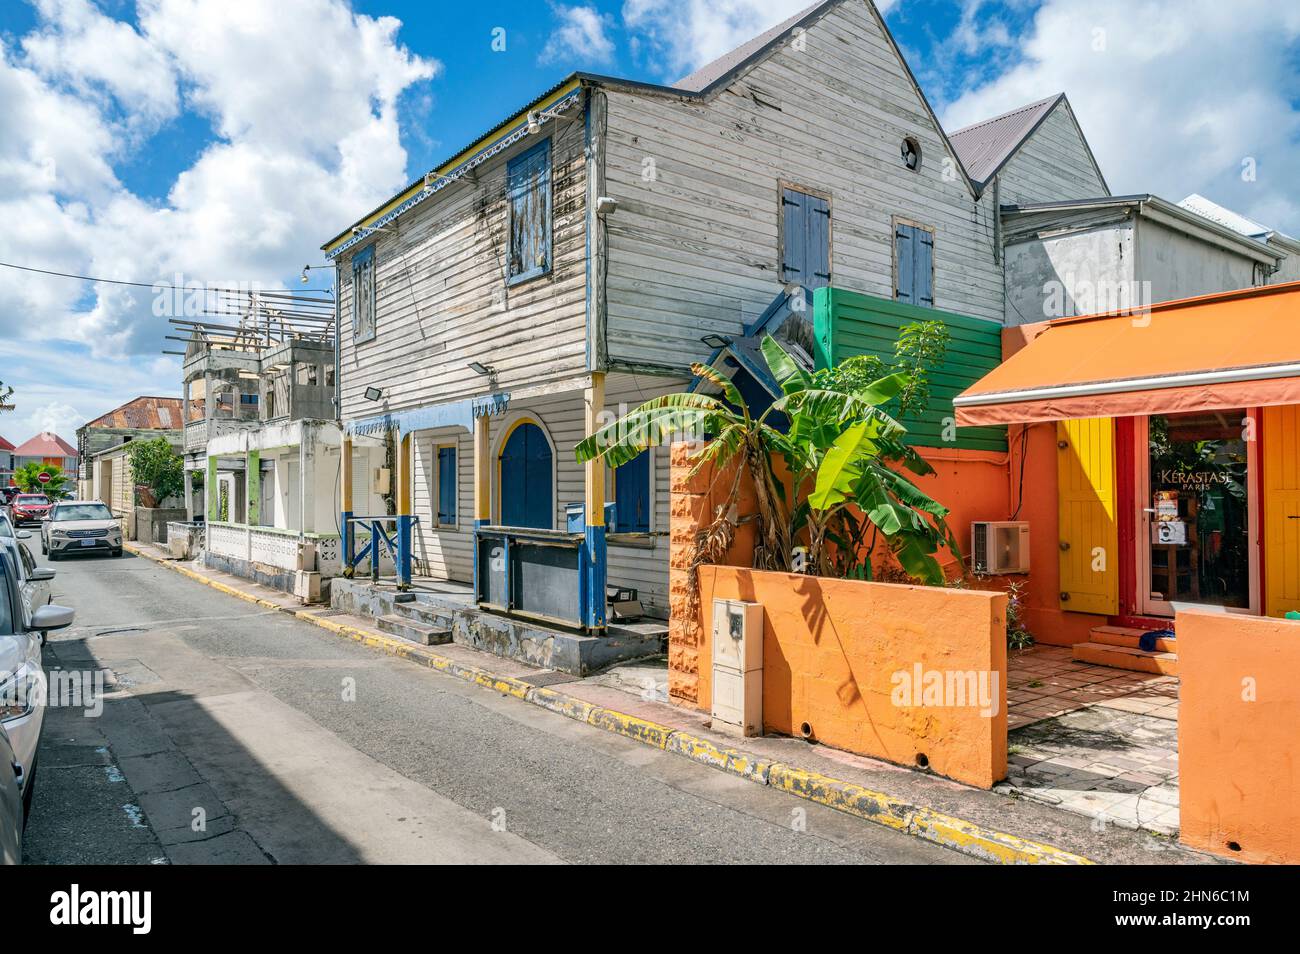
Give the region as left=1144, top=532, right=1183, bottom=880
left=1057, top=417, right=1118, bottom=614
left=1264, top=405, right=1300, bottom=617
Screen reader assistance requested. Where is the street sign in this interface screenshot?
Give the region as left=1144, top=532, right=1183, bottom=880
left=37, top=471, right=50, bottom=484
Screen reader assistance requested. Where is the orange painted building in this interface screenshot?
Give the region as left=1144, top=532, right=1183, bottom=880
left=953, top=281, right=1300, bottom=655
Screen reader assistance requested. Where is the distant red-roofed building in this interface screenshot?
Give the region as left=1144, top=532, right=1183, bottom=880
left=10, top=431, right=78, bottom=481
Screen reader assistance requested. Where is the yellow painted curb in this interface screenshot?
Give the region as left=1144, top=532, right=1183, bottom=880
left=130, top=541, right=1095, bottom=866
left=665, top=731, right=773, bottom=784
left=587, top=708, right=674, bottom=749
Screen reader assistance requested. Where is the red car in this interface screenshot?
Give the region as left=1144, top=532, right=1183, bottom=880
left=8, top=494, right=52, bottom=526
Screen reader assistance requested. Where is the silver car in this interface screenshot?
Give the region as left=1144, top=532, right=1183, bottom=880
left=1, top=537, right=74, bottom=831
left=0, top=513, right=53, bottom=624
left=41, top=500, right=122, bottom=559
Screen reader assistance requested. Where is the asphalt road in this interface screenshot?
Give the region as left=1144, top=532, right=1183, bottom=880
left=22, top=551, right=973, bottom=864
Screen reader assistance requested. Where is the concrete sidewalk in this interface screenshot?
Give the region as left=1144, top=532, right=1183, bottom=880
left=126, top=541, right=1218, bottom=866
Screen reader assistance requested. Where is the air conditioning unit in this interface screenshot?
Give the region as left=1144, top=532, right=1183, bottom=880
left=971, top=521, right=1030, bottom=575
left=711, top=599, right=763, bottom=737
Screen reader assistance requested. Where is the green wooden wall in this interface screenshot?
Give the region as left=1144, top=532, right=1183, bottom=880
left=812, top=288, right=1007, bottom=452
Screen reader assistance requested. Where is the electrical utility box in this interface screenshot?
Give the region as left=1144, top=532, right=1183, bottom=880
left=711, top=599, right=763, bottom=737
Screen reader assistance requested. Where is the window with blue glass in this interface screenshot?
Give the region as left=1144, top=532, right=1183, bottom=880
left=436, top=445, right=456, bottom=527
left=352, top=244, right=376, bottom=342
left=506, top=139, right=552, bottom=284
left=613, top=451, right=651, bottom=534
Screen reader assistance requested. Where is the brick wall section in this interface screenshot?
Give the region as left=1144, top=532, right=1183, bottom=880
left=668, top=442, right=756, bottom=705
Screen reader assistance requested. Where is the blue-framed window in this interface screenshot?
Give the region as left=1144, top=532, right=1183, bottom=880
left=239, top=393, right=258, bottom=406
left=894, top=220, right=934, bottom=307
left=506, top=139, right=552, bottom=284
left=436, top=444, right=457, bottom=527
left=612, top=451, right=651, bottom=534
left=352, top=244, right=377, bottom=342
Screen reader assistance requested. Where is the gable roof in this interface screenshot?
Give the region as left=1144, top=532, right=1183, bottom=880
left=948, top=94, right=1063, bottom=188
left=673, top=1, right=828, bottom=92
left=0, top=435, right=13, bottom=452
left=12, top=432, right=76, bottom=458
left=324, top=0, right=982, bottom=253
left=82, top=395, right=183, bottom=432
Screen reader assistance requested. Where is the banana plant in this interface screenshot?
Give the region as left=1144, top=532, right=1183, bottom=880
left=575, top=332, right=960, bottom=585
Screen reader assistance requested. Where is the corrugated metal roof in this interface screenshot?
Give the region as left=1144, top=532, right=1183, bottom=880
left=12, top=432, right=77, bottom=457
left=82, top=395, right=184, bottom=432
left=1178, top=194, right=1273, bottom=241
left=672, top=1, right=831, bottom=92
left=947, top=94, right=1062, bottom=187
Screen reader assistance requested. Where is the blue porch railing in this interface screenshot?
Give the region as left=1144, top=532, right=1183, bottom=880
left=342, top=513, right=419, bottom=588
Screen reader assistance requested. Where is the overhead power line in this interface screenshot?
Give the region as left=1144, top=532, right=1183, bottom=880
left=0, top=260, right=333, bottom=299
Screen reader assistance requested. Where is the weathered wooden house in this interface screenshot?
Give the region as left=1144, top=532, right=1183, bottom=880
left=323, top=0, right=1112, bottom=630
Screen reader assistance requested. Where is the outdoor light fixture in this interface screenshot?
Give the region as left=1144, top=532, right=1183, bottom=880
left=363, top=386, right=384, bottom=402
left=700, top=333, right=731, bottom=349
left=526, top=107, right=580, bottom=135
left=299, top=264, right=331, bottom=284
left=351, top=224, right=394, bottom=238
left=594, top=196, right=618, bottom=216
left=468, top=361, right=496, bottom=376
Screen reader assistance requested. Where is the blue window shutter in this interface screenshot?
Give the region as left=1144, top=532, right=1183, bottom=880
left=895, top=224, right=915, bottom=303
left=507, top=139, right=552, bottom=282
left=781, top=188, right=805, bottom=285
left=915, top=227, right=934, bottom=306
left=437, top=446, right=456, bottom=524
left=614, top=452, right=651, bottom=533
left=807, top=194, right=831, bottom=289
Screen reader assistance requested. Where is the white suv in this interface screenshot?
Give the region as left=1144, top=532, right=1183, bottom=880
left=41, top=500, right=122, bottom=559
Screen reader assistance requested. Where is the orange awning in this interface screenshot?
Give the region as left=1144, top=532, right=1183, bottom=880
left=954, top=282, right=1300, bottom=426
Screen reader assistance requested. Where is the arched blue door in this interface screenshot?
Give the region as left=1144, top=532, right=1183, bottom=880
left=499, top=422, right=552, bottom=528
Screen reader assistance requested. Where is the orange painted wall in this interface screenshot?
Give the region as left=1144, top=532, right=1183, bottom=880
left=698, top=565, right=1008, bottom=788
left=1178, top=609, right=1300, bottom=863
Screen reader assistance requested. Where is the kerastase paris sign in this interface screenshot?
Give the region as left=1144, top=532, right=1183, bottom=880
left=1156, top=469, right=1232, bottom=487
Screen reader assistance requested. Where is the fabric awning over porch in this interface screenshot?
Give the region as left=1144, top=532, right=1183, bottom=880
left=954, top=282, right=1300, bottom=426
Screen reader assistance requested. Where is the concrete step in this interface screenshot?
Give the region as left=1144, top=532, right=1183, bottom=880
left=393, top=601, right=452, bottom=629
left=1072, top=641, right=1178, bottom=676
left=1090, top=624, right=1177, bottom=654
left=376, top=614, right=452, bottom=647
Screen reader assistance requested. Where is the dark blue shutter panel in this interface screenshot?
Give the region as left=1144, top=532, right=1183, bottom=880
left=915, top=227, right=934, bottom=306
left=438, top=446, right=456, bottom=524
left=781, top=188, right=805, bottom=285
left=895, top=225, right=914, bottom=303
left=615, top=452, right=651, bottom=533
left=807, top=195, right=831, bottom=289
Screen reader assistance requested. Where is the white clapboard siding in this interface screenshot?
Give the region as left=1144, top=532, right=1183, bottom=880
left=997, top=100, right=1109, bottom=205
left=336, top=119, right=589, bottom=423
left=601, top=0, right=1003, bottom=372
left=408, top=373, right=682, bottom=614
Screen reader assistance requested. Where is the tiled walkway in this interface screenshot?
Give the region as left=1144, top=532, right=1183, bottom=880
left=1001, top=646, right=1181, bottom=835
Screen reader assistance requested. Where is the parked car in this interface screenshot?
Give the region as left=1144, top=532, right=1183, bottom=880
left=7, top=495, right=51, bottom=527
left=41, top=500, right=122, bottom=559
left=0, top=487, right=19, bottom=508
left=0, top=513, right=54, bottom=623
left=0, top=725, right=22, bottom=864
left=0, top=544, right=72, bottom=826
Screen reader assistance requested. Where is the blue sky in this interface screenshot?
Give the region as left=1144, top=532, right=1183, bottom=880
left=0, top=0, right=1297, bottom=444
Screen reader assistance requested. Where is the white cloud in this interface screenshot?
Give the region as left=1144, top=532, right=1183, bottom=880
left=941, top=0, right=1300, bottom=233
left=541, top=5, right=616, bottom=66
left=21, top=0, right=180, bottom=132
left=0, top=0, right=440, bottom=367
